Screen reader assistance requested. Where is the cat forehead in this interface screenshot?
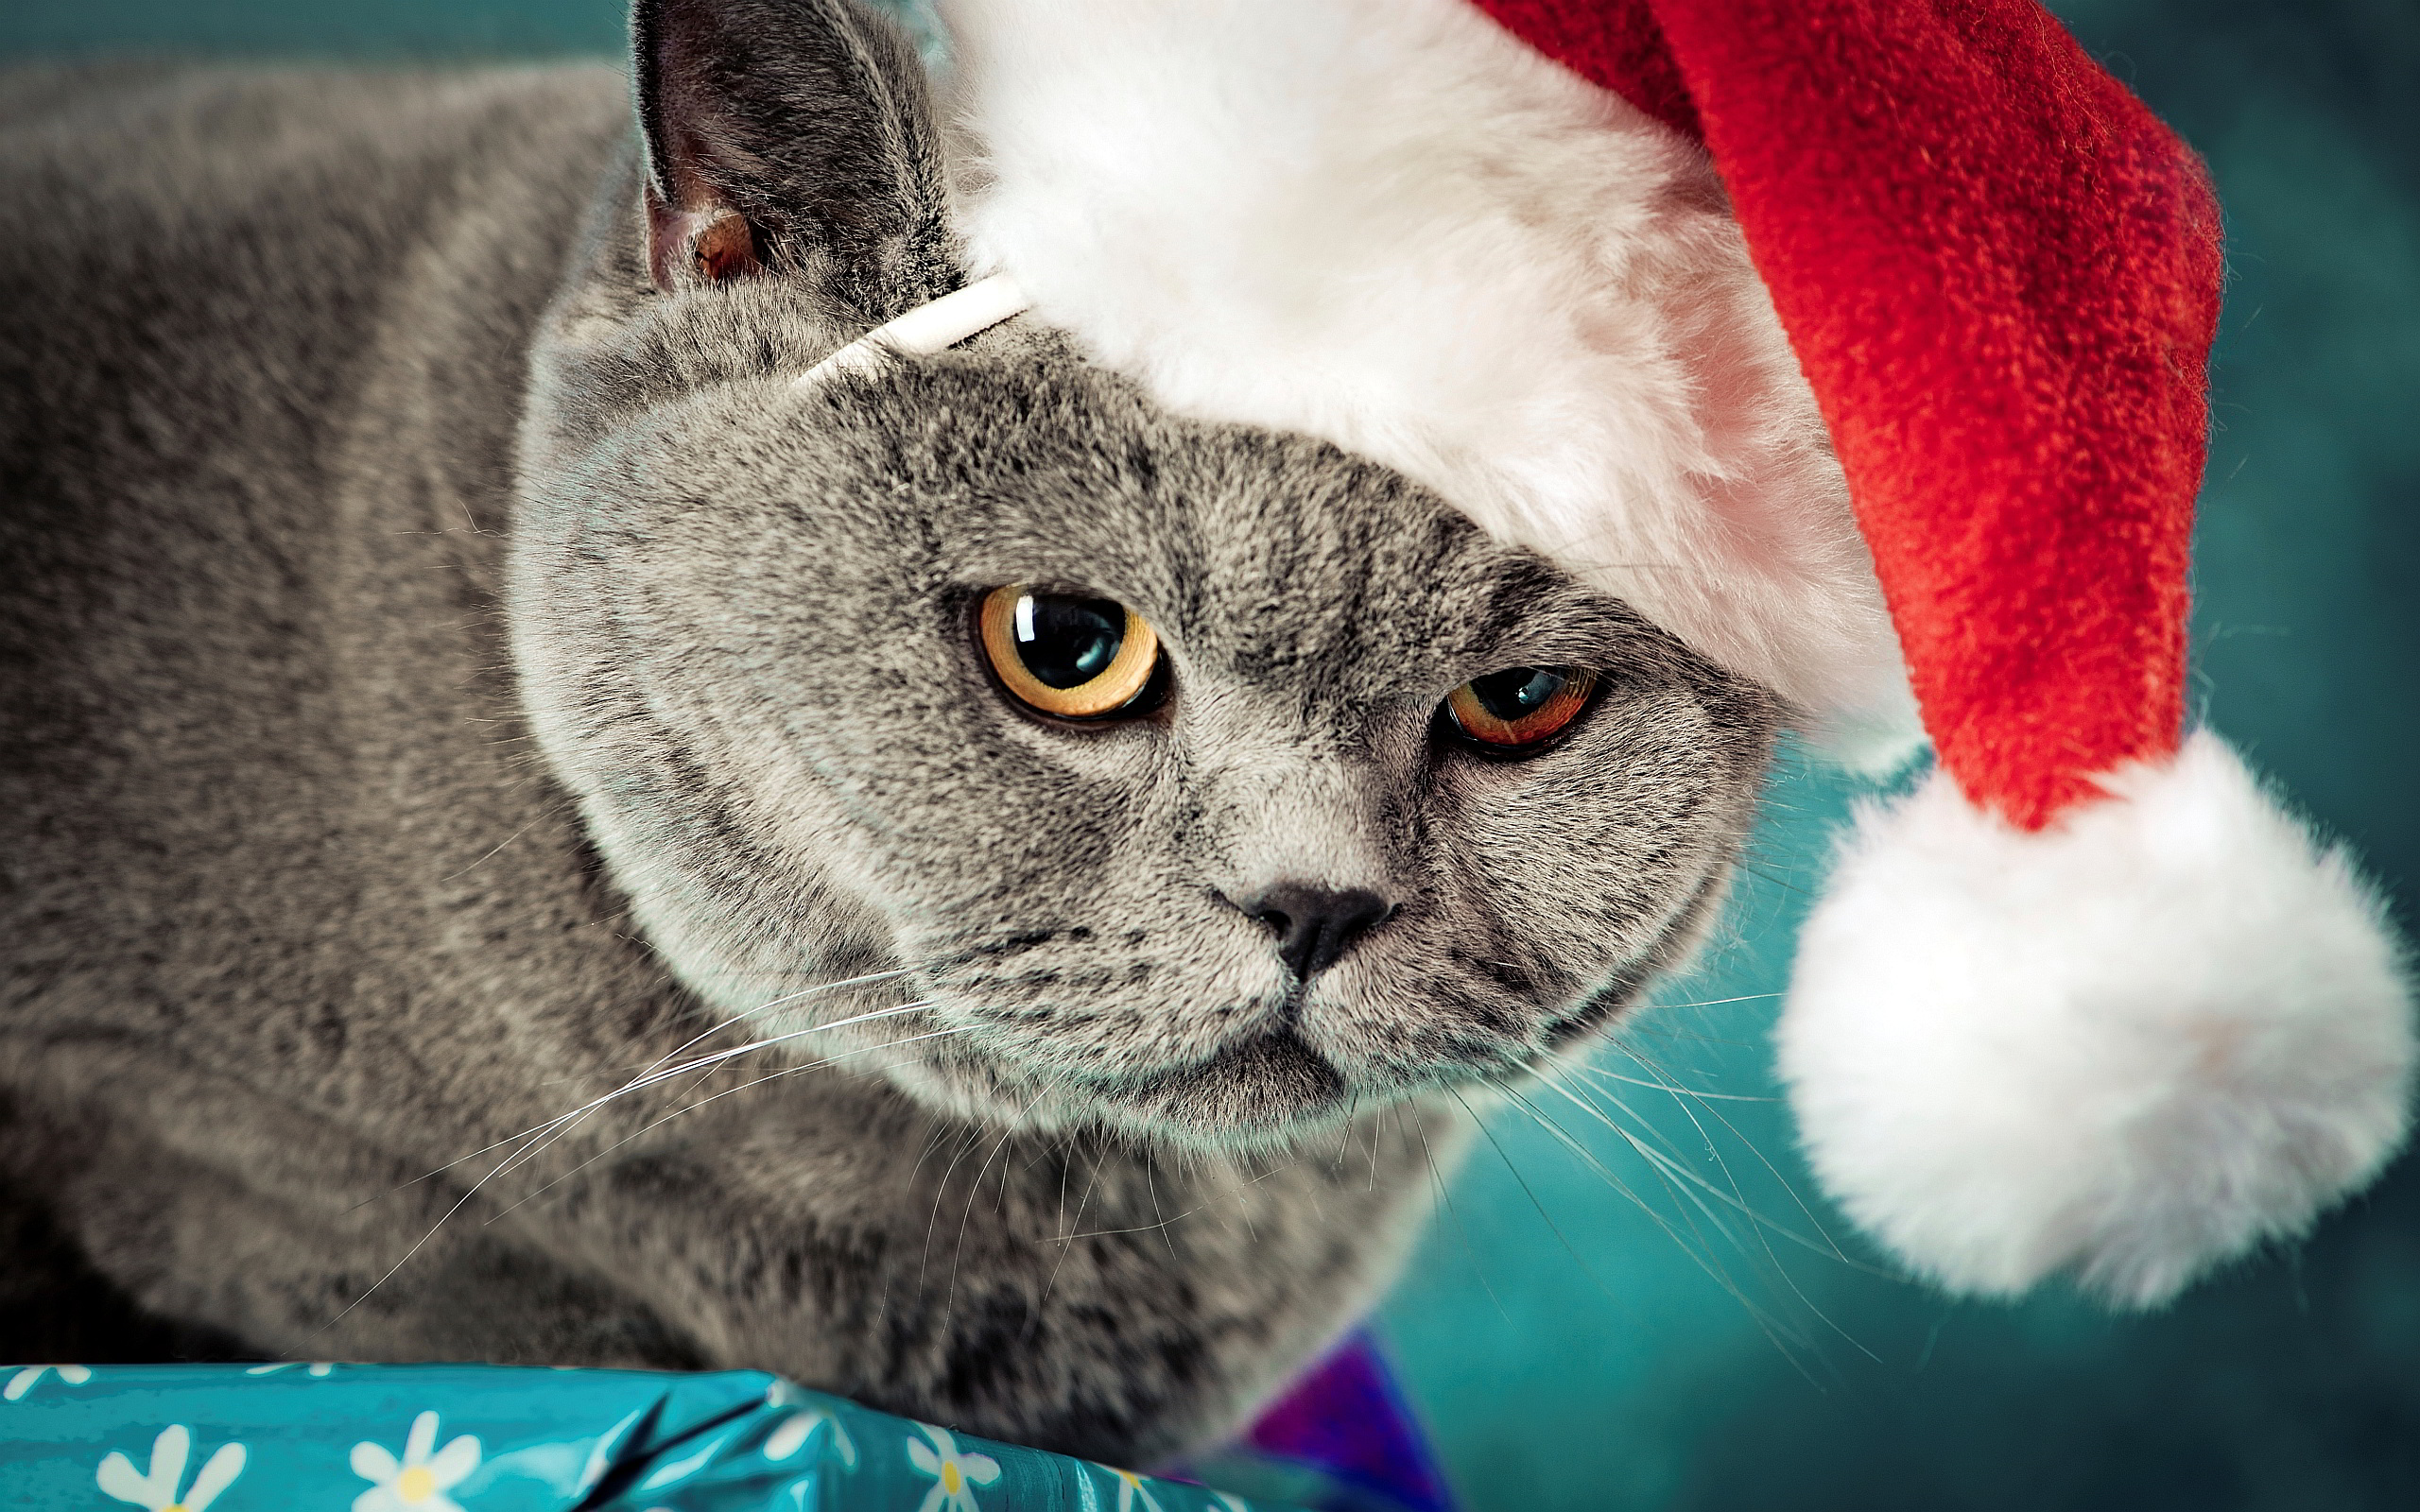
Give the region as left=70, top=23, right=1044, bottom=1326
left=645, top=335, right=1647, bottom=674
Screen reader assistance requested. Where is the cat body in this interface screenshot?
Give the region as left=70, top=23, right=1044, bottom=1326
left=0, top=0, right=1776, bottom=1461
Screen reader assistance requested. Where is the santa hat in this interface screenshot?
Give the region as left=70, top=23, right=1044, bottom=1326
left=914, top=0, right=2416, bottom=1304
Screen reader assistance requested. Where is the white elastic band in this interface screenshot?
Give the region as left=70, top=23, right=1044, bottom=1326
left=796, top=273, right=1032, bottom=387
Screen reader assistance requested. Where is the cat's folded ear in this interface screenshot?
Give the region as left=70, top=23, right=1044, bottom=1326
left=634, top=0, right=953, bottom=315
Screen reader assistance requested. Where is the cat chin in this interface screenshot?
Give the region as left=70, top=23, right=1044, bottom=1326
left=877, top=1027, right=1474, bottom=1154
left=1090, top=1028, right=1355, bottom=1149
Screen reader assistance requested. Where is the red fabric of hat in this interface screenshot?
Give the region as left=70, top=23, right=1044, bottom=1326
left=1473, top=0, right=2220, bottom=831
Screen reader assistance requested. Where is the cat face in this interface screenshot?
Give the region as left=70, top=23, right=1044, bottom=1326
left=517, top=327, right=1774, bottom=1149
left=510, top=0, right=1778, bottom=1151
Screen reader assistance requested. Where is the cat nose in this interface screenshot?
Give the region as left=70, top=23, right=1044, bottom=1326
left=1242, top=884, right=1394, bottom=980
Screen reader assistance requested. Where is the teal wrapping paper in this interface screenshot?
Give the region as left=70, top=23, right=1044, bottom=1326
left=0, top=1362, right=1309, bottom=1511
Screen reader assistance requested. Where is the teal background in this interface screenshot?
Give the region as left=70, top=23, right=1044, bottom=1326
left=7, top=1, right=2414, bottom=1506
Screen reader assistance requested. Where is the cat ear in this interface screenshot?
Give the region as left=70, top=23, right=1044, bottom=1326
left=633, top=0, right=952, bottom=313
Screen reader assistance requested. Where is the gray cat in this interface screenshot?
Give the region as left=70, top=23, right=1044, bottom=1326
left=0, top=0, right=1776, bottom=1462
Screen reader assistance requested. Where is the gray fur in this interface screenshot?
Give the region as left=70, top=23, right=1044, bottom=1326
left=0, top=0, right=1776, bottom=1464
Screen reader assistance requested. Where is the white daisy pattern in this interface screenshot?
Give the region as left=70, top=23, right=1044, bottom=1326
left=95, top=1424, right=247, bottom=1512
left=5, top=1363, right=92, bottom=1400
left=351, top=1410, right=481, bottom=1512
left=905, top=1423, right=1000, bottom=1512
left=242, top=1361, right=335, bottom=1378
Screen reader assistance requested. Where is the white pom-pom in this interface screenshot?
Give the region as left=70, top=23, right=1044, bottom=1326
left=1778, top=730, right=2414, bottom=1306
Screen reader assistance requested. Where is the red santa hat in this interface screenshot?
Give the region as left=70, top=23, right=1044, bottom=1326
left=925, top=0, right=2415, bottom=1303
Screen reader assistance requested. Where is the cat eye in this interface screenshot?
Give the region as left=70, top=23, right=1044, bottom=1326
left=1443, top=666, right=1599, bottom=750
left=978, top=586, right=1165, bottom=720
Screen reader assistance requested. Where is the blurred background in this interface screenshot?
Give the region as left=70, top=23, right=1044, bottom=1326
left=8, top=0, right=2414, bottom=1506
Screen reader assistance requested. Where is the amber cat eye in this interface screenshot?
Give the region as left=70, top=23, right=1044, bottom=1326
left=979, top=586, right=1163, bottom=719
left=1443, top=665, right=1599, bottom=749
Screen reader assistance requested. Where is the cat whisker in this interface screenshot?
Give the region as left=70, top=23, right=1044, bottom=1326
left=1643, top=989, right=1782, bottom=1013
left=1614, top=1020, right=1763, bottom=1051
left=1491, top=1077, right=1789, bottom=1347
left=1044, top=1207, right=1214, bottom=1244
left=460, top=998, right=946, bottom=1206
left=1736, top=862, right=1813, bottom=899
left=1525, top=1071, right=1778, bottom=1263
left=1533, top=1070, right=1837, bottom=1263
left=940, top=1103, right=1046, bottom=1336
left=388, top=982, right=927, bottom=1187
left=1587, top=1046, right=1885, bottom=1278
left=330, top=1002, right=953, bottom=1324
left=1478, top=1078, right=1821, bottom=1371
left=1449, top=1083, right=1684, bottom=1312
left=535, top=971, right=922, bottom=1086
left=1332, top=1088, right=1363, bottom=1175
left=1032, top=1134, right=1112, bottom=1316
left=1582, top=1067, right=1774, bottom=1102
left=439, top=816, right=544, bottom=882
left=1409, top=1097, right=1512, bottom=1326
left=918, top=1108, right=1006, bottom=1297
left=479, top=1023, right=981, bottom=1226
left=1548, top=1069, right=1883, bottom=1369
left=1548, top=1068, right=1887, bottom=1362
left=1143, top=1144, right=1183, bottom=1264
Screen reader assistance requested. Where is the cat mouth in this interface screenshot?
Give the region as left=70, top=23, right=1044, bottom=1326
left=1107, top=1025, right=1350, bottom=1137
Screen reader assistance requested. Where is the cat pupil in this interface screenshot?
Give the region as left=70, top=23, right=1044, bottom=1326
left=1470, top=667, right=1565, bottom=721
left=1013, top=593, right=1128, bottom=689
